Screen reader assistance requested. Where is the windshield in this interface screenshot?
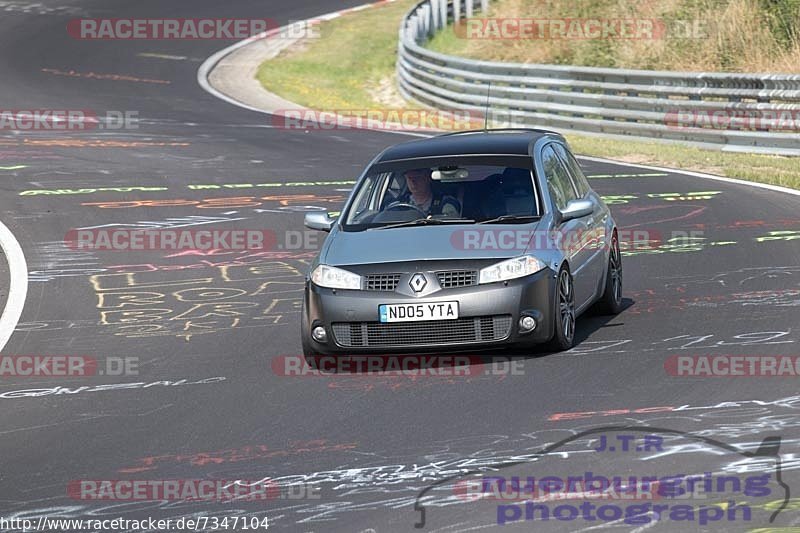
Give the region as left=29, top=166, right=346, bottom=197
left=342, top=156, right=540, bottom=231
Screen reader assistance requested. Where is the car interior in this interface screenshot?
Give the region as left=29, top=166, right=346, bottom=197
left=377, top=167, right=538, bottom=222
left=343, top=164, right=540, bottom=228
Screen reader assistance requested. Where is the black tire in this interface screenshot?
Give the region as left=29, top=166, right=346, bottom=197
left=596, top=232, right=623, bottom=315
left=548, top=266, right=576, bottom=352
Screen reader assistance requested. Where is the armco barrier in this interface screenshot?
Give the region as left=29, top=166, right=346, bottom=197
left=397, top=0, right=800, bottom=156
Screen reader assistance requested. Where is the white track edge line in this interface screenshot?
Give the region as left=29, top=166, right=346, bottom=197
left=0, top=220, right=27, bottom=352
left=577, top=155, right=800, bottom=197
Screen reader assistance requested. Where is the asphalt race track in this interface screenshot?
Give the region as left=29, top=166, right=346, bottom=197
left=1, top=1, right=800, bottom=532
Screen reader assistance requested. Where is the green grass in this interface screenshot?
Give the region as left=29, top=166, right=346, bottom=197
left=257, top=0, right=419, bottom=110
left=257, top=0, right=800, bottom=191
left=426, top=0, right=800, bottom=73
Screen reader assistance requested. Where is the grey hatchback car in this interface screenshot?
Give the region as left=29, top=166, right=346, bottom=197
left=301, top=129, right=622, bottom=355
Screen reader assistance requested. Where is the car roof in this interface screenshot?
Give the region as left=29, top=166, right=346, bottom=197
left=375, top=128, right=564, bottom=163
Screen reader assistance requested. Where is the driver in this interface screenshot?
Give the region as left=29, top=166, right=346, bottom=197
left=392, top=168, right=461, bottom=217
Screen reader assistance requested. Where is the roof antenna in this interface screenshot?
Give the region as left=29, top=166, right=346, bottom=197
left=483, top=81, right=491, bottom=131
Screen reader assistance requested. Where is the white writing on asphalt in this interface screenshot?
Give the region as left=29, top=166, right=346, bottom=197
left=0, top=377, right=226, bottom=398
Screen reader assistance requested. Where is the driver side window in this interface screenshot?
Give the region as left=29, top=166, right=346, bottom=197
left=379, top=173, right=404, bottom=209
left=541, top=145, right=577, bottom=211
left=350, top=173, right=388, bottom=220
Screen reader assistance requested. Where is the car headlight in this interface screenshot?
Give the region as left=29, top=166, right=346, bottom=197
left=311, top=265, right=362, bottom=290
left=479, top=256, right=546, bottom=284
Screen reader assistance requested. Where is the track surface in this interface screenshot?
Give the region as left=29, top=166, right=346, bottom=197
left=1, top=1, right=800, bottom=532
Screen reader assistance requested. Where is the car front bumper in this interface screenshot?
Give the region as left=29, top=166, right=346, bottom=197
left=303, top=266, right=557, bottom=354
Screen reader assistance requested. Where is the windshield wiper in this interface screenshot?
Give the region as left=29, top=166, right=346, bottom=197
left=372, top=217, right=475, bottom=230
left=477, top=214, right=541, bottom=225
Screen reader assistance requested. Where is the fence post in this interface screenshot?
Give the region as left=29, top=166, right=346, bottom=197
left=423, top=3, right=433, bottom=37
left=431, top=0, right=440, bottom=30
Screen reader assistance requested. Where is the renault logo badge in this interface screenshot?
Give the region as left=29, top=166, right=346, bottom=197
left=409, top=273, right=427, bottom=293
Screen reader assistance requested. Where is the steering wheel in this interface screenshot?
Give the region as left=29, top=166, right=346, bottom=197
left=385, top=202, right=427, bottom=217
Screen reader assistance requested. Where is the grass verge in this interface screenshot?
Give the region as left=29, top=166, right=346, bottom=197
left=256, top=0, right=418, bottom=110
left=256, top=1, right=800, bottom=190
left=426, top=0, right=800, bottom=73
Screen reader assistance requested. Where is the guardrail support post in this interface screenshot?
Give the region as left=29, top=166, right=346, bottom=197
left=422, top=4, right=432, bottom=37
left=430, top=0, right=440, bottom=30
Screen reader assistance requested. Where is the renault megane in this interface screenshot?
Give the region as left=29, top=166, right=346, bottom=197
left=301, top=129, right=622, bottom=355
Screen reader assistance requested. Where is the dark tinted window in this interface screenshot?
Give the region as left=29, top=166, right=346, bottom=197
left=541, top=145, right=577, bottom=210
left=553, top=143, right=590, bottom=197
left=341, top=156, right=540, bottom=230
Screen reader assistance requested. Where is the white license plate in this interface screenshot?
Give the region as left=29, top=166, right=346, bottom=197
left=379, top=301, right=459, bottom=323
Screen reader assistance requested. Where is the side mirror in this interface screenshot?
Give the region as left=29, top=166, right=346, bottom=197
left=305, top=212, right=336, bottom=232
left=559, top=199, right=594, bottom=222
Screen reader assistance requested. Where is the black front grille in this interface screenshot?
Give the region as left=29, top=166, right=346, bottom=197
left=332, top=315, right=512, bottom=347
left=436, top=270, right=478, bottom=288
left=365, top=274, right=402, bottom=291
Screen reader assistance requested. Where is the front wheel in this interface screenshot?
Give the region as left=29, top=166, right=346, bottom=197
left=596, top=233, right=623, bottom=315
left=548, top=267, right=576, bottom=352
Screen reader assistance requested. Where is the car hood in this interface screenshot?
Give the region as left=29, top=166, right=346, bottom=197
left=322, top=222, right=547, bottom=266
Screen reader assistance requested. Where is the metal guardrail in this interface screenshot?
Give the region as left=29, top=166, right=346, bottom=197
left=397, top=0, right=800, bottom=156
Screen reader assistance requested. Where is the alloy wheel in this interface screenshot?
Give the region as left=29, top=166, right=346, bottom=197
left=559, top=270, right=575, bottom=342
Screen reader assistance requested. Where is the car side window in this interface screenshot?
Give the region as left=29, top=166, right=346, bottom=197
left=553, top=143, right=590, bottom=198
left=350, top=173, right=385, bottom=217
left=541, top=145, right=578, bottom=211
